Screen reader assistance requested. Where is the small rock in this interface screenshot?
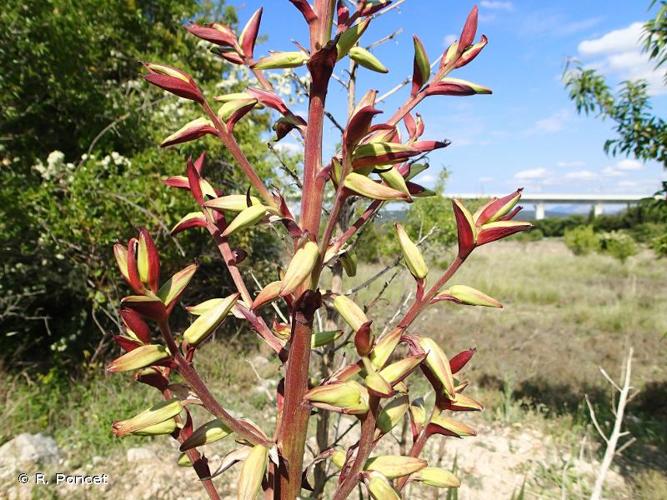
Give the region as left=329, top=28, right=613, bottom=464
left=92, top=455, right=104, bottom=465
left=126, top=447, right=156, bottom=462
left=0, top=433, right=60, bottom=470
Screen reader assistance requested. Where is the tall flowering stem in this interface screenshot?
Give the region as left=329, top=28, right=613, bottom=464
left=107, top=3, right=532, bottom=500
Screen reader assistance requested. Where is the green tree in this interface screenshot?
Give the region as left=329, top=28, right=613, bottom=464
left=564, top=1, right=667, bottom=174
left=0, top=0, right=285, bottom=366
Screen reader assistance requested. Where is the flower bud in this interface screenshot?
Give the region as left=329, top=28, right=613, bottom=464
left=412, top=35, right=430, bottom=96
left=179, top=419, right=232, bottom=451
left=442, top=39, right=459, bottom=67
left=239, top=7, right=262, bottom=58
left=365, top=371, right=393, bottom=397
left=121, top=308, right=151, bottom=344
left=158, top=264, right=198, bottom=311
left=237, top=444, right=268, bottom=500
left=459, top=5, right=479, bottom=49
left=311, top=329, right=343, bottom=348
left=133, top=418, right=178, bottom=436
left=336, top=19, right=370, bottom=60
left=280, top=241, right=319, bottom=296
left=476, top=220, right=532, bottom=246
left=379, top=166, right=410, bottom=196
left=340, top=250, right=358, bottom=277
left=205, top=194, right=262, bottom=212
left=221, top=204, right=270, bottom=237
left=305, top=381, right=370, bottom=415
left=442, top=392, right=484, bottom=412
left=435, top=285, right=502, bottom=308
left=185, top=23, right=237, bottom=47
left=365, top=472, right=400, bottom=500
left=418, top=337, right=455, bottom=399
left=121, top=294, right=167, bottom=322
left=376, top=395, right=409, bottom=435
left=396, top=223, right=428, bottom=279
left=452, top=198, right=477, bottom=258
left=352, top=141, right=448, bottom=169
left=254, top=51, right=309, bottom=69
left=355, top=321, right=374, bottom=357
left=144, top=63, right=203, bottom=103
left=217, top=98, right=258, bottom=125
left=107, top=344, right=169, bottom=373
left=370, top=327, right=403, bottom=369
left=409, top=397, right=427, bottom=428
left=475, top=188, right=523, bottom=225
left=344, top=172, right=411, bottom=201
left=449, top=348, right=476, bottom=374
left=183, top=293, right=239, bottom=346
left=114, top=244, right=130, bottom=283
left=412, top=467, right=461, bottom=488
left=349, top=46, right=389, bottom=73
left=332, top=295, right=368, bottom=332
left=112, top=399, right=182, bottom=437
left=160, top=118, right=217, bottom=148
left=177, top=453, right=192, bottom=467
left=427, top=414, right=477, bottom=438
left=456, top=34, right=488, bottom=69
left=379, top=354, right=426, bottom=385
left=426, top=77, right=492, bottom=97
left=171, top=212, right=208, bottom=235
left=364, top=455, right=427, bottom=479
left=251, top=280, right=282, bottom=310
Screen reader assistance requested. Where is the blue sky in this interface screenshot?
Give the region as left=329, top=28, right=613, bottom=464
left=229, top=0, right=666, bottom=196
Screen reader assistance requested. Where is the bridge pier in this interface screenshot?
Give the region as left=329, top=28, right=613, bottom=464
left=534, top=202, right=545, bottom=220
left=593, top=202, right=604, bottom=218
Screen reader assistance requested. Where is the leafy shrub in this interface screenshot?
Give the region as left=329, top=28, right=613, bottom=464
left=599, top=231, right=638, bottom=262
left=652, top=232, right=667, bottom=257
left=564, top=225, right=600, bottom=255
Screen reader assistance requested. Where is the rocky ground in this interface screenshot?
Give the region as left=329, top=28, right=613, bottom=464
left=0, top=422, right=630, bottom=499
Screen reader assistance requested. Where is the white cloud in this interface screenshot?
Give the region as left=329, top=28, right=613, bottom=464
left=564, top=170, right=598, bottom=181
left=577, top=22, right=666, bottom=95
left=557, top=160, right=586, bottom=168
left=272, top=142, right=301, bottom=154
left=515, top=167, right=550, bottom=180
left=578, top=22, right=643, bottom=56
left=616, top=159, right=643, bottom=170
left=535, top=109, right=570, bottom=133
left=480, top=1, right=513, bottom=10
left=601, top=166, right=625, bottom=177
left=600, top=159, right=644, bottom=177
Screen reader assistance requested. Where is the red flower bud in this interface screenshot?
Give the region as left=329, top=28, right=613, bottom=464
left=185, top=23, right=237, bottom=47
left=449, top=348, right=476, bottom=374
left=459, top=5, right=479, bottom=50
left=239, top=8, right=263, bottom=59
left=143, top=63, right=203, bottom=103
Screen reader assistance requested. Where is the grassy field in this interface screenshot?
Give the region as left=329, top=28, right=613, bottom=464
left=2, top=238, right=665, bottom=497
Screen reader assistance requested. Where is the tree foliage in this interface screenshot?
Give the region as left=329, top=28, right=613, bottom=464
left=0, top=0, right=285, bottom=366
left=564, top=1, right=667, bottom=174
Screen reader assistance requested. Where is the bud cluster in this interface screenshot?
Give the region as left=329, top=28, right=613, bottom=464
left=106, top=2, right=531, bottom=499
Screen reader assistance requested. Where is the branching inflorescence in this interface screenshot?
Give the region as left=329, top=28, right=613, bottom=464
left=108, top=2, right=531, bottom=499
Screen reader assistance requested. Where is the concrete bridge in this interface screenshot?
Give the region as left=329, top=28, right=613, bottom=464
left=447, top=193, right=648, bottom=220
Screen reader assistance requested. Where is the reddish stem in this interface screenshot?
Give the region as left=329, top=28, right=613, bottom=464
left=205, top=223, right=284, bottom=354
left=277, top=291, right=322, bottom=499
left=201, top=100, right=275, bottom=207
left=157, top=320, right=271, bottom=446
left=332, top=396, right=380, bottom=500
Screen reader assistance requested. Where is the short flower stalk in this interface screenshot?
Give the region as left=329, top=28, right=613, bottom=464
left=106, top=2, right=531, bottom=499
